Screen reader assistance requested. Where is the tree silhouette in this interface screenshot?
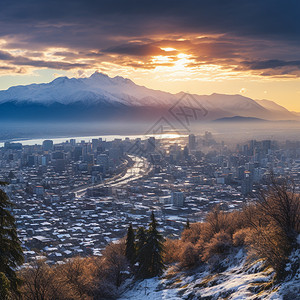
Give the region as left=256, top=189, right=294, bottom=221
left=143, top=212, right=165, bottom=278
left=185, top=219, right=190, bottom=229
left=135, top=226, right=147, bottom=278
left=125, top=223, right=136, bottom=266
left=0, top=181, right=24, bottom=295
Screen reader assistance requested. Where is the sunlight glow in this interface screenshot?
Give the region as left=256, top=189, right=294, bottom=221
left=161, top=47, right=177, bottom=52
left=146, top=133, right=184, bottom=139
left=177, top=53, right=191, bottom=59
left=151, top=55, right=173, bottom=64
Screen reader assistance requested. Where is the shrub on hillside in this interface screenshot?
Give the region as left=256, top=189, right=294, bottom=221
left=19, top=240, right=129, bottom=299
left=164, top=238, right=182, bottom=264
left=181, top=222, right=203, bottom=244
left=179, top=242, right=199, bottom=268
left=233, top=228, right=253, bottom=247
left=226, top=210, right=252, bottom=235
left=202, top=231, right=233, bottom=262
left=245, top=224, right=291, bottom=276
left=202, top=206, right=231, bottom=242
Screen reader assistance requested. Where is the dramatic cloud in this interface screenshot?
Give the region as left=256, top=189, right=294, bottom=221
left=0, top=0, right=300, bottom=77
left=242, top=60, right=300, bottom=70
left=0, top=50, right=14, bottom=60
left=103, top=43, right=166, bottom=57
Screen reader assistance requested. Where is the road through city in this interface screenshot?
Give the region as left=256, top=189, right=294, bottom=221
left=74, top=155, right=151, bottom=197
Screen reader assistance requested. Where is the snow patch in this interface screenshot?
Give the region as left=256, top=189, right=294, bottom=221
left=119, top=248, right=300, bottom=300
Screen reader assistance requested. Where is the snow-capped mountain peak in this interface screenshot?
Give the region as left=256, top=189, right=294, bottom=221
left=0, top=73, right=297, bottom=121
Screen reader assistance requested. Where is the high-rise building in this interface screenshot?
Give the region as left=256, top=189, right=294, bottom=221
left=41, top=156, right=48, bottom=166
left=92, top=139, right=99, bottom=151
left=42, top=140, right=54, bottom=151
left=4, top=142, right=22, bottom=150
left=27, top=155, right=36, bottom=167
left=52, top=151, right=64, bottom=160
left=171, top=191, right=185, bottom=207
left=237, top=166, right=245, bottom=180
left=188, top=134, right=196, bottom=150
left=147, top=137, right=156, bottom=153
left=54, top=159, right=66, bottom=172
left=241, top=171, right=253, bottom=195
left=262, top=140, right=272, bottom=154
left=97, top=154, right=109, bottom=172
left=73, top=147, right=82, bottom=161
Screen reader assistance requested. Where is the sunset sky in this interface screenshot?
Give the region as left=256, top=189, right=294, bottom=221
left=1, top=1, right=300, bottom=110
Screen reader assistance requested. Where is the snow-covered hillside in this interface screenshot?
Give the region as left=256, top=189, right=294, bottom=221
left=119, top=248, right=300, bottom=300
left=0, top=72, right=175, bottom=107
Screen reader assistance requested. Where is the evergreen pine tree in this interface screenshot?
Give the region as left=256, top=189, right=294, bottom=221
left=135, top=226, right=147, bottom=278
left=125, top=223, right=136, bottom=266
left=143, top=212, right=165, bottom=278
left=0, top=182, right=24, bottom=294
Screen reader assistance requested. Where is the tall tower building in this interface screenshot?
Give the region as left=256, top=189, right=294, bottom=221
left=147, top=137, right=156, bottom=153
left=188, top=134, right=196, bottom=150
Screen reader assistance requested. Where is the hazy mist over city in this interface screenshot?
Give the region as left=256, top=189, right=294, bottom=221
left=2, top=118, right=300, bottom=146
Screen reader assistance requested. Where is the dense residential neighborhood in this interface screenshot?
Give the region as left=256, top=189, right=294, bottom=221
left=1, top=133, right=300, bottom=265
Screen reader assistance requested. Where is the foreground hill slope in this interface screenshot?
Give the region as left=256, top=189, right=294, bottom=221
left=120, top=247, right=300, bottom=300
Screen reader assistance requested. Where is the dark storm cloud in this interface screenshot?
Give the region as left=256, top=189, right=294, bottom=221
left=103, top=43, right=166, bottom=56
left=238, top=59, right=300, bottom=77
left=0, top=49, right=91, bottom=70
left=13, top=58, right=91, bottom=70
left=1, top=0, right=300, bottom=48
left=242, top=60, right=300, bottom=70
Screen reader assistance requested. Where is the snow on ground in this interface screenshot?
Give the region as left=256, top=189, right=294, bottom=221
left=267, top=248, right=300, bottom=300
left=119, top=278, right=181, bottom=300
left=118, top=248, right=300, bottom=300
left=193, top=260, right=274, bottom=300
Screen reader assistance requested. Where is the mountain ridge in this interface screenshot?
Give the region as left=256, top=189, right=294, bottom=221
left=213, top=116, right=268, bottom=122
left=0, top=72, right=298, bottom=122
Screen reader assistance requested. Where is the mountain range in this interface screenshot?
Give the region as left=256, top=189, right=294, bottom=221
left=0, top=72, right=298, bottom=122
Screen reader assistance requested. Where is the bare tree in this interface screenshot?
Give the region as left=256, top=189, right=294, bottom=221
left=243, top=174, right=300, bottom=275
left=57, top=257, right=96, bottom=299
left=101, top=240, right=128, bottom=288
left=20, top=260, right=63, bottom=300
left=256, top=175, right=300, bottom=247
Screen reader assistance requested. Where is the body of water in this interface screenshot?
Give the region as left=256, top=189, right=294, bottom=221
left=0, top=133, right=185, bottom=147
